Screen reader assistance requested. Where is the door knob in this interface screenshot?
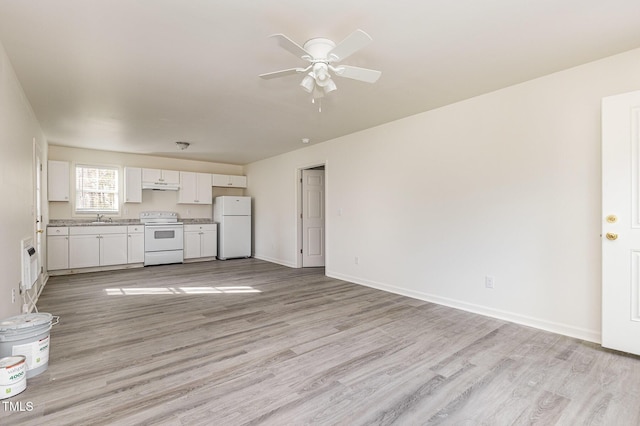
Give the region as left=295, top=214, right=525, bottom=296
left=606, top=232, right=618, bottom=241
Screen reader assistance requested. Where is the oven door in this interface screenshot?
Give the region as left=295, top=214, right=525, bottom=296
left=144, top=224, right=184, bottom=252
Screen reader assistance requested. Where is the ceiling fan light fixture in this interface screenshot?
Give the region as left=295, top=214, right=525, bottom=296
left=313, top=63, right=331, bottom=87
left=323, top=79, right=337, bottom=94
left=300, top=74, right=315, bottom=93
left=176, top=141, right=190, bottom=150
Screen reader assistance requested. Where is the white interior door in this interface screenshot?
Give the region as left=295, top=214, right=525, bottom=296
left=302, top=169, right=325, bottom=267
left=602, top=89, right=640, bottom=355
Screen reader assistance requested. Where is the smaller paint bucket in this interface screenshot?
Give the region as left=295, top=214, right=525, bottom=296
left=0, top=356, right=27, bottom=399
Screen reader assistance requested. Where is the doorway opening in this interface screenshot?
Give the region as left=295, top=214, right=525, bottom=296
left=297, top=165, right=325, bottom=268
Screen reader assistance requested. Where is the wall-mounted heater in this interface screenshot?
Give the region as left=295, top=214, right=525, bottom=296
left=21, top=237, right=38, bottom=290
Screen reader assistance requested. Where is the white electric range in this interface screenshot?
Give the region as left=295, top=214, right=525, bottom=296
left=140, top=211, right=183, bottom=266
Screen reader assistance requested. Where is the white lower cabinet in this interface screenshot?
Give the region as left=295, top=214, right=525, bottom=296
left=68, top=234, right=100, bottom=268
left=100, top=234, right=128, bottom=266
left=47, top=227, right=69, bottom=271
left=127, top=225, right=145, bottom=264
left=184, top=224, right=217, bottom=259
left=68, top=226, right=128, bottom=268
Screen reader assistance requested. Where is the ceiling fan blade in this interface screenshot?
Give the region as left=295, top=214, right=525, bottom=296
left=327, top=29, right=373, bottom=62
left=332, top=65, right=382, bottom=83
left=269, top=34, right=312, bottom=60
left=259, top=68, right=306, bottom=79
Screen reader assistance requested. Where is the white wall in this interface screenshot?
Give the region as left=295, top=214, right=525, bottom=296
left=246, top=47, right=640, bottom=343
left=0, top=41, right=47, bottom=318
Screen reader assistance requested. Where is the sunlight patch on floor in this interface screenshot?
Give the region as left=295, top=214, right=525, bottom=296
left=105, top=286, right=261, bottom=295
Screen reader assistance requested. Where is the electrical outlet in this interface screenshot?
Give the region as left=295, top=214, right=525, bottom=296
left=355, top=256, right=359, bottom=265
left=485, top=275, right=495, bottom=289
left=11, top=288, right=16, bottom=303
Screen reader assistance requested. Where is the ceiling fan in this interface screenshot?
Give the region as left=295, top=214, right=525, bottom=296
left=259, top=29, right=382, bottom=100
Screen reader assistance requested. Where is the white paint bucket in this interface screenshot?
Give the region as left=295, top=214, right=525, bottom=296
left=0, top=313, right=57, bottom=378
left=0, top=356, right=27, bottom=399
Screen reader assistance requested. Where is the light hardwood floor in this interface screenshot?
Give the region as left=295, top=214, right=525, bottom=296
left=2, top=259, right=640, bottom=425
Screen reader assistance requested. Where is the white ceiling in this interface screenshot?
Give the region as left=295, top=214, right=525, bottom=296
left=0, top=1, right=639, bottom=165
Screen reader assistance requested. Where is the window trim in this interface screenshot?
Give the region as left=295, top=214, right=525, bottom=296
left=74, top=163, right=121, bottom=215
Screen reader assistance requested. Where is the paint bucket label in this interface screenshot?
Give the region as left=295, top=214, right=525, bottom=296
left=0, top=356, right=27, bottom=399
left=12, top=335, right=49, bottom=371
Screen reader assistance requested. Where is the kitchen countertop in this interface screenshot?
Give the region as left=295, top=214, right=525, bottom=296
left=48, top=218, right=215, bottom=227
left=48, top=219, right=141, bottom=227
left=181, top=219, right=215, bottom=224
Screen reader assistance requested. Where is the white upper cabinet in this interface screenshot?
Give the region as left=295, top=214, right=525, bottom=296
left=48, top=160, right=70, bottom=201
left=212, top=174, right=247, bottom=188
left=178, top=172, right=212, bottom=204
left=124, top=167, right=142, bottom=203
left=142, top=168, right=180, bottom=184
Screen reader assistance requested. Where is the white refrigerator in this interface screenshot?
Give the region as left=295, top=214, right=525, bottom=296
left=213, top=196, right=251, bottom=260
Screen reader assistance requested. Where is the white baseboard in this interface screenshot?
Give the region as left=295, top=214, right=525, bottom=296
left=327, top=270, right=601, bottom=344
left=253, top=254, right=297, bottom=268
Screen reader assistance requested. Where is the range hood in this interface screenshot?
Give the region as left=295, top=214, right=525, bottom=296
left=142, top=181, right=180, bottom=191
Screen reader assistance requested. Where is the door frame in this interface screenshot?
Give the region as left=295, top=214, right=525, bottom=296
left=296, top=162, right=327, bottom=268
left=30, top=137, right=45, bottom=311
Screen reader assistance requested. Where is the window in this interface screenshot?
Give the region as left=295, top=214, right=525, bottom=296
left=75, top=164, right=119, bottom=213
